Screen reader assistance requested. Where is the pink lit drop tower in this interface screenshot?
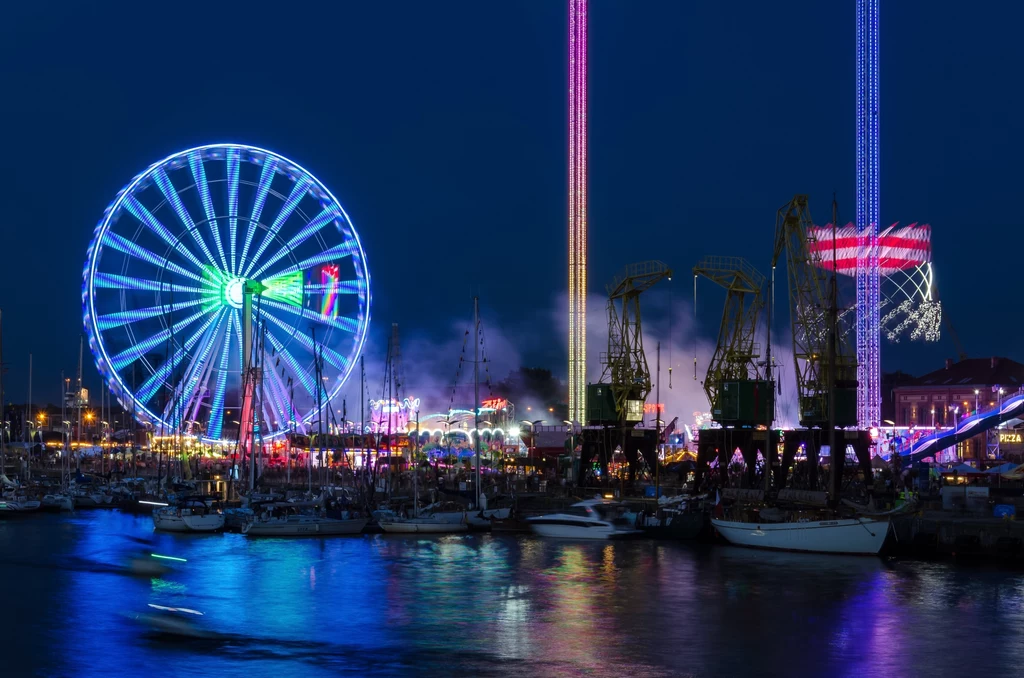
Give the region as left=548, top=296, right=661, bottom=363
left=856, top=0, right=881, bottom=429
left=568, top=0, right=587, bottom=425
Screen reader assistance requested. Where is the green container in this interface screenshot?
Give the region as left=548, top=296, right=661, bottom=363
left=799, top=388, right=858, bottom=428
left=586, top=383, right=618, bottom=425
left=833, top=388, right=858, bottom=428
left=714, top=380, right=775, bottom=425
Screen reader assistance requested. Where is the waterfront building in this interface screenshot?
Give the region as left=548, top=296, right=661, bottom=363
left=891, top=357, right=1024, bottom=463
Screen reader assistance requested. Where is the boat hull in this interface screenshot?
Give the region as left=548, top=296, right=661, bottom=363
left=247, top=518, right=368, bottom=537
left=528, top=520, right=641, bottom=540
left=711, top=517, right=890, bottom=555
left=0, top=500, right=42, bottom=515
left=153, top=512, right=225, bottom=533
left=41, top=495, right=75, bottom=512
left=379, top=520, right=468, bottom=534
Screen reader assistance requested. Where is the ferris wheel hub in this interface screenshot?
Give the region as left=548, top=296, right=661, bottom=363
left=224, top=278, right=245, bottom=309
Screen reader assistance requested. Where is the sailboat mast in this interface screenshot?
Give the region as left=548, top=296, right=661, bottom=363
left=413, top=408, right=419, bottom=517
left=655, top=341, right=661, bottom=498
left=360, top=356, right=365, bottom=470
left=77, top=335, right=83, bottom=446
left=473, top=297, right=481, bottom=509
left=27, top=353, right=32, bottom=443
left=827, top=195, right=840, bottom=502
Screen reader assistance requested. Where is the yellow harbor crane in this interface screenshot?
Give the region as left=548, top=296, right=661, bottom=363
left=772, top=195, right=858, bottom=428
left=693, top=256, right=773, bottom=426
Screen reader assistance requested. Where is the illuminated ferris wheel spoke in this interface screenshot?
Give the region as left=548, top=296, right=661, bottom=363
left=101, top=231, right=208, bottom=284
left=133, top=310, right=225, bottom=405
left=122, top=196, right=208, bottom=272
left=262, top=298, right=359, bottom=334
left=188, top=151, right=230, bottom=272
left=225, top=148, right=240, bottom=274
left=241, top=175, right=312, bottom=278
left=173, top=313, right=230, bottom=427
left=93, top=272, right=209, bottom=295
left=275, top=242, right=360, bottom=276
left=263, top=331, right=316, bottom=396
left=231, top=308, right=244, bottom=375
left=108, top=308, right=210, bottom=372
left=237, top=157, right=278, bottom=275
left=262, top=352, right=293, bottom=416
left=259, top=353, right=292, bottom=424
left=205, top=313, right=235, bottom=441
left=304, top=280, right=361, bottom=295
left=96, top=300, right=203, bottom=331
left=258, top=309, right=349, bottom=371
left=152, top=167, right=219, bottom=267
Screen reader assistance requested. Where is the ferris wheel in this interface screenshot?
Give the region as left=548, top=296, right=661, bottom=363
left=82, top=144, right=371, bottom=443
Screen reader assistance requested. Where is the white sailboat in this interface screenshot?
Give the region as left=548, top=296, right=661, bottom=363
left=247, top=512, right=367, bottom=537
left=41, top=494, right=74, bottom=512
left=153, top=497, right=225, bottom=533
left=711, top=515, right=890, bottom=555
left=0, top=495, right=42, bottom=514
left=379, top=516, right=469, bottom=534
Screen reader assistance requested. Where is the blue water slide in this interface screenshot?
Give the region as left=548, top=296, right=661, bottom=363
left=898, top=391, right=1024, bottom=463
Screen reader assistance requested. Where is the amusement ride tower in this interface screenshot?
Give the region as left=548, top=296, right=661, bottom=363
left=856, top=0, right=881, bottom=428
left=568, top=0, right=587, bottom=424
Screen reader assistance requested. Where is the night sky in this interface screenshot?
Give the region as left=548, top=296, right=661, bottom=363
left=1, top=1, right=1021, bottom=410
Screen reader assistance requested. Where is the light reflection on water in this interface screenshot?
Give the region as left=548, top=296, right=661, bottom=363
left=1, top=511, right=1023, bottom=677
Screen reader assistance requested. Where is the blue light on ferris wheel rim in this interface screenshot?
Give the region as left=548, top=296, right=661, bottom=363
left=82, top=143, right=371, bottom=443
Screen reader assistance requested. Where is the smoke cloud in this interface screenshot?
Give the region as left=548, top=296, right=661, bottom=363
left=328, top=287, right=801, bottom=432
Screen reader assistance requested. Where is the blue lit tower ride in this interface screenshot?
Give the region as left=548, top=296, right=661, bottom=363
left=82, top=144, right=371, bottom=444
left=856, top=0, right=881, bottom=429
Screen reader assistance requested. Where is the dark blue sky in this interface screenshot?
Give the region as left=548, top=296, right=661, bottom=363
left=1, top=1, right=1021, bottom=405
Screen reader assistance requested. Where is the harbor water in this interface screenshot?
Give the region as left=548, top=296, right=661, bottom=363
left=2, top=511, right=1023, bottom=677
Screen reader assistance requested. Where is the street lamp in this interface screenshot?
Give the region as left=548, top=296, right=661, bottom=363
left=975, top=389, right=979, bottom=416
left=997, top=388, right=1005, bottom=458
left=520, top=419, right=543, bottom=465
left=931, top=408, right=935, bottom=429
left=952, top=406, right=960, bottom=459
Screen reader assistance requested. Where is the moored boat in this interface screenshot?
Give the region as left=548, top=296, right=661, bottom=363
left=247, top=513, right=367, bottom=537
left=41, top=494, right=75, bottom=512
left=0, top=496, right=42, bottom=515
left=528, top=498, right=641, bottom=540
left=711, top=516, right=890, bottom=555
left=153, top=496, right=225, bottom=533
left=379, top=517, right=469, bottom=534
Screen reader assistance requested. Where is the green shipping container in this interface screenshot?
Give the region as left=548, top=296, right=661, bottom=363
left=714, top=380, right=775, bottom=425
left=586, top=383, right=618, bottom=425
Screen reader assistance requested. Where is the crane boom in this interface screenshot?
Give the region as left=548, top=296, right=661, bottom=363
left=771, top=195, right=858, bottom=427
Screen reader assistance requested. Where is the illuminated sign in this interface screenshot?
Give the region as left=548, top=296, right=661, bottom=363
left=644, top=403, right=664, bottom=414
left=999, top=433, right=1022, bottom=444
left=370, top=397, right=421, bottom=413
left=481, top=398, right=508, bottom=410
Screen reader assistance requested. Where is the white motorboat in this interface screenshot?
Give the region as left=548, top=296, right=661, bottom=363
left=247, top=513, right=367, bottom=537
left=379, top=517, right=469, bottom=534
left=528, top=498, right=641, bottom=540
left=41, top=494, right=75, bottom=512
left=153, top=497, right=225, bottom=533
left=711, top=516, right=891, bottom=555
